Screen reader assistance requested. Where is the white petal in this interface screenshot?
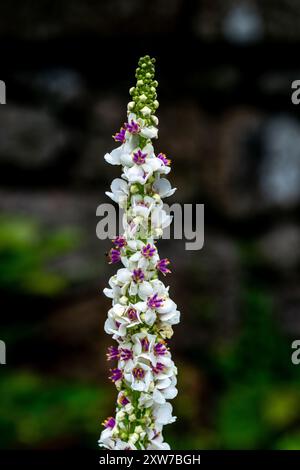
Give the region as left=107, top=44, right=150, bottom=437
left=138, top=281, right=153, bottom=299
left=140, top=126, right=158, bottom=139
left=116, top=268, right=132, bottom=284
left=153, top=403, right=175, bottom=425
left=153, top=388, right=166, bottom=404
left=157, top=298, right=176, bottom=314
left=104, top=146, right=123, bottom=165
left=111, top=178, right=128, bottom=194
left=153, top=178, right=177, bottom=198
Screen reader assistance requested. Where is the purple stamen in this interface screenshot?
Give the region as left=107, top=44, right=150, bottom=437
left=152, top=362, right=165, bottom=375
left=136, top=200, right=149, bottom=207
left=127, top=307, right=138, bottom=321
left=108, top=248, right=121, bottom=264
left=103, top=416, right=116, bottom=429
left=113, top=127, right=126, bottom=143
left=125, top=119, right=140, bottom=134
left=142, top=243, right=156, bottom=259
left=132, top=268, right=145, bottom=284
left=106, top=346, right=119, bottom=361
left=141, top=337, right=150, bottom=352
left=147, top=293, right=164, bottom=309
left=120, top=348, right=133, bottom=361
left=157, top=152, right=171, bottom=166
left=109, top=368, right=123, bottom=382
left=118, top=393, right=130, bottom=406
left=112, top=236, right=127, bottom=249
left=154, top=342, right=168, bottom=356
left=133, top=149, right=147, bottom=165
left=133, top=367, right=146, bottom=380
left=156, top=258, right=171, bottom=275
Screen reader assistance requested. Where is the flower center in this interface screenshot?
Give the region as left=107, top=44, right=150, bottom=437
left=141, top=337, right=150, bottom=352
left=133, top=367, right=146, bottom=380
left=125, top=119, right=140, bottom=134
left=152, top=362, right=165, bottom=374
left=132, top=268, right=145, bottom=283
left=147, top=293, right=164, bottom=309
left=127, top=307, right=138, bottom=321
left=142, top=243, right=156, bottom=258
left=103, top=416, right=116, bottom=429
left=133, top=149, right=147, bottom=165
left=120, top=348, right=133, bottom=361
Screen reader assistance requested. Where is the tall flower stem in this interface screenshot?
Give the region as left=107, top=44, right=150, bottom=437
left=99, top=56, right=180, bottom=450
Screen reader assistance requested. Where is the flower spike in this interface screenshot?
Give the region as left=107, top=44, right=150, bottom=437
left=100, top=56, right=179, bottom=451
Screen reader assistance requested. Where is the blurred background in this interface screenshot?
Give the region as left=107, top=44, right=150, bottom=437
left=0, top=0, right=300, bottom=451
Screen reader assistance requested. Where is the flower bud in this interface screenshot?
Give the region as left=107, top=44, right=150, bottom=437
left=125, top=403, right=133, bottom=414
left=141, top=106, right=151, bottom=116
left=116, top=410, right=125, bottom=421
left=130, top=184, right=139, bottom=194
left=129, top=433, right=139, bottom=444
left=129, top=414, right=136, bottom=422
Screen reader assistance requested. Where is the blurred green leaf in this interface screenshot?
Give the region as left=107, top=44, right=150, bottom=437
left=0, top=371, right=112, bottom=449
left=0, top=215, right=80, bottom=296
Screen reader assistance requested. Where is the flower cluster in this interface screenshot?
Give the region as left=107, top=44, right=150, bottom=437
left=99, top=56, right=180, bottom=450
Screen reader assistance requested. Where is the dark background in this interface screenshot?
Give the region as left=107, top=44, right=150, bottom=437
left=0, top=0, right=300, bottom=450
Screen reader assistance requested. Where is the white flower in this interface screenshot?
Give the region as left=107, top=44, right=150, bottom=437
left=104, top=137, right=138, bottom=166
left=98, top=424, right=116, bottom=448
left=105, top=178, right=129, bottom=208
left=153, top=178, right=176, bottom=198
left=114, top=439, right=137, bottom=450
left=124, top=361, right=153, bottom=392
left=147, top=430, right=171, bottom=450
left=157, top=298, right=180, bottom=325
left=153, top=402, right=176, bottom=425
left=151, top=207, right=173, bottom=233
left=123, top=145, right=162, bottom=184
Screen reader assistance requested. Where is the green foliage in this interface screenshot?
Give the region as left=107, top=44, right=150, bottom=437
left=0, top=371, right=112, bottom=449
left=215, top=288, right=300, bottom=449
left=0, top=215, right=79, bottom=296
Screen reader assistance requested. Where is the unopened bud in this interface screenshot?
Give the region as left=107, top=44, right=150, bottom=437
left=130, top=184, right=139, bottom=194
left=141, top=106, right=151, bottom=116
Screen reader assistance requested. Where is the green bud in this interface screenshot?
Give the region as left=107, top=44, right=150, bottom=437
left=139, top=94, right=147, bottom=102
left=130, top=184, right=139, bottom=194
left=129, top=56, right=158, bottom=121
